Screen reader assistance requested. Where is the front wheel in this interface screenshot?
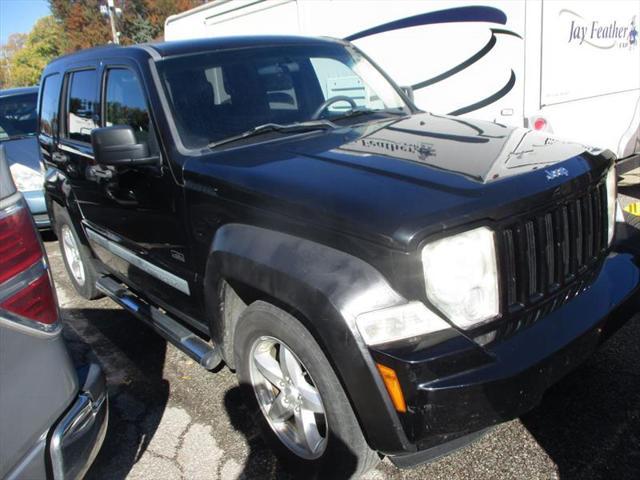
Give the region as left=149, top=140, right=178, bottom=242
left=234, top=301, right=379, bottom=478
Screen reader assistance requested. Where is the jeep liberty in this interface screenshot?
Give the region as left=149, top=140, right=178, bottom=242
left=39, top=36, right=640, bottom=477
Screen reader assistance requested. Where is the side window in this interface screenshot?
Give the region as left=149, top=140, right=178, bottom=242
left=66, top=69, right=98, bottom=143
left=104, top=69, right=150, bottom=142
left=39, top=74, right=62, bottom=137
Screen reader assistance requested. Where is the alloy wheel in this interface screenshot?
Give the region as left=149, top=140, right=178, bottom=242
left=249, top=335, right=328, bottom=459
left=61, top=224, right=86, bottom=286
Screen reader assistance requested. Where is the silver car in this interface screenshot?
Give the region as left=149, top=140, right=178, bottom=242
left=0, top=146, right=107, bottom=479
left=0, top=87, right=50, bottom=229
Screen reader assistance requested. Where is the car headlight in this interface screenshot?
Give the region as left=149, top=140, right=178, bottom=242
left=606, top=166, right=617, bottom=245
left=9, top=163, right=43, bottom=192
left=355, top=302, right=451, bottom=346
left=421, top=226, right=499, bottom=329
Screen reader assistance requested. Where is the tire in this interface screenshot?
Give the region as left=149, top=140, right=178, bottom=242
left=55, top=208, right=103, bottom=300
left=234, top=301, right=379, bottom=479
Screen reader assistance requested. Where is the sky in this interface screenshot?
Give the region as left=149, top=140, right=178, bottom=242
left=0, top=0, right=51, bottom=44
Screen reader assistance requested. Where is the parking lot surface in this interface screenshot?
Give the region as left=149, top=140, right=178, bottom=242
left=44, top=239, right=640, bottom=480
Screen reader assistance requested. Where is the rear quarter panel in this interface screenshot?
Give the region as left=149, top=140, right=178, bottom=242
left=0, top=314, right=78, bottom=478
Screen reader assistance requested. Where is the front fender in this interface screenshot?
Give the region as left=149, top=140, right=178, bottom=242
left=203, top=223, right=413, bottom=454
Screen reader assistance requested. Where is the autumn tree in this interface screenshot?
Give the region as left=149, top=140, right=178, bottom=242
left=6, top=17, right=63, bottom=86
left=49, top=0, right=112, bottom=51
left=143, top=0, right=203, bottom=40
left=0, top=0, right=204, bottom=87
left=48, top=0, right=204, bottom=50
left=0, top=33, right=28, bottom=88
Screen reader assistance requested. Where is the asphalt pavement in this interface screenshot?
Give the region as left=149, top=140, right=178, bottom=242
left=43, top=238, right=640, bottom=480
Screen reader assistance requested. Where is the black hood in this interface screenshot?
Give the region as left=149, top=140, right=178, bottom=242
left=328, top=113, right=601, bottom=183
left=185, top=113, right=610, bottom=249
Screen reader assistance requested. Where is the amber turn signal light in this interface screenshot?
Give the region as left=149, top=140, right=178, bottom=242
left=376, top=363, right=407, bottom=413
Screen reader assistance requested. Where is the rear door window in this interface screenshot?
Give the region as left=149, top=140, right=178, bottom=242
left=66, top=69, right=98, bottom=143
left=39, top=74, right=62, bottom=138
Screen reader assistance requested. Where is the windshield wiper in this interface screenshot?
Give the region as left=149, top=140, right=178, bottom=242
left=330, top=108, right=407, bottom=122
left=208, top=120, right=337, bottom=149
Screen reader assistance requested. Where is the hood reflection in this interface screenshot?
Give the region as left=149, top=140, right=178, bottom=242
left=338, top=113, right=599, bottom=183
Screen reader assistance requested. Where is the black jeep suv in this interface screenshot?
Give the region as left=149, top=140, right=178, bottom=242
left=39, top=36, right=639, bottom=477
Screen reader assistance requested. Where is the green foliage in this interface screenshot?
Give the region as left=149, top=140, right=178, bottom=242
left=121, top=13, right=156, bottom=44
left=0, top=33, right=28, bottom=88
left=5, top=17, right=63, bottom=87
left=1, top=0, right=204, bottom=88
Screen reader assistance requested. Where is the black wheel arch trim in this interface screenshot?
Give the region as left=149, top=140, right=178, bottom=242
left=203, top=223, right=414, bottom=454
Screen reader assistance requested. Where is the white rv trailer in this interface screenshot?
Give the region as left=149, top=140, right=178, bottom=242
left=165, top=0, right=640, bottom=160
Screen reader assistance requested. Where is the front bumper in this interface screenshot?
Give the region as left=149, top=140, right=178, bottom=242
left=372, top=250, right=639, bottom=463
left=49, top=363, right=108, bottom=480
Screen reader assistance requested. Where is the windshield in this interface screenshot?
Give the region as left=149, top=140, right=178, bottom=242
left=0, top=92, right=38, bottom=141
left=157, top=43, right=410, bottom=149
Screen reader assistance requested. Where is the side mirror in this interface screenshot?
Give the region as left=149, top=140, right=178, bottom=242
left=91, top=125, right=157, bottom=166
left=400, top=86, right=414, bottom=102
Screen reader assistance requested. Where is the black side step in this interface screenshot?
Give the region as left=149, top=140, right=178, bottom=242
left=96, top=276, right=222, bottom=370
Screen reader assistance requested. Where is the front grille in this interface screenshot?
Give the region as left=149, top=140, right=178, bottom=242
left=500, top=181, right=608, bottom=313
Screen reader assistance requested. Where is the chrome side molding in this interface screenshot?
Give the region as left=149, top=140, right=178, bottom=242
left=85, top=228, right=191, bottom=295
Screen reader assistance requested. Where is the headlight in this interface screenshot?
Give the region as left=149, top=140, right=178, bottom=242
left=606, top=166, right=617, bottom=245
left=421, top=226, right=499, bottom=329
left=355, top=302, right=450, bottom=346
left=9, top=163, right=43, bottom=192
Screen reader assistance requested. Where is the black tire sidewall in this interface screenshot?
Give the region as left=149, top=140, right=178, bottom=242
left=234, top=301, right=377, bottom=479
left=55, top=209, right=101, bottom=300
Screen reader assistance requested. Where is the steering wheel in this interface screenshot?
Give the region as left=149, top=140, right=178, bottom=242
left=311, top=96, right=358, bottom=119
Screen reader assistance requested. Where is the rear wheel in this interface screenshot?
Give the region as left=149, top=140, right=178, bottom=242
left=234, top=301, right=379, bottom=478
left=56, top=209, right=102, bottom=300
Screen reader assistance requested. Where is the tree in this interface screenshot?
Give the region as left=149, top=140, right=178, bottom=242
left=119, top=0, right=157, bottom=44
left=0, top=33, right=28, bottom=88
left=49, top=0, right=111, bottom=51
left=49, top=0, right=205, bottom=50
left=0, top=0, right=205, bottom=87
left=7, top=17, right=63, bottom=86
left=143, top=0, right=203, bottom=40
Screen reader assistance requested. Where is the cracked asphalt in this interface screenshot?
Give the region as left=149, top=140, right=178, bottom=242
left=43, top=230, right=640, bottom=480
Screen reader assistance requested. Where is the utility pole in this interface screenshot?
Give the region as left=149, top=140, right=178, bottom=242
left=107, top=0, right=119, bottom=44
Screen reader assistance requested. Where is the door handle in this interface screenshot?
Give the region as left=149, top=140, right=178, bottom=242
left=105, top=186, right=138, bottom=206
left=51, top=151, right=69, bottom=164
